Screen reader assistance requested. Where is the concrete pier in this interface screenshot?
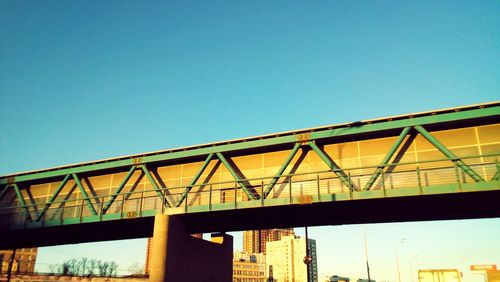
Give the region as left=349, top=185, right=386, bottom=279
left=149, top=214, right=232, bottom=282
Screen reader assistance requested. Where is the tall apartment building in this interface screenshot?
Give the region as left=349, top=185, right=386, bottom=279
left=0, top=248, right=38, bottom=274
left=243, top=229, right=294, bottom=254
left=266, top=235, right=318, bottom=282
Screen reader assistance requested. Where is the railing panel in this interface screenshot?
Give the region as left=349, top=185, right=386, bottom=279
left=0, top=156, right=499, bottom=231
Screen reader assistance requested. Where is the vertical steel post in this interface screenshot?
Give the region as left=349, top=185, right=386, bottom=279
left=348, top=173, right=352, bottom=191
left=60, top=201, right=65, bottom=225
left=79, top=199, right=84, bottom=223
left=316, top=174, right=321, bottom=201
left=209, top=184, right=213, bottom=211
left=416, top=166, right=422, bottom=190
left=289, top=179, right=293, bottom=204
left=234, top=182, right=238, bottom=209
left=348, top=173, right=353, bottom=199
left=139, top=191, right=144, bottom=216
left=41, top=208, right=45, bottom=227
left=454, top=161, right=462, bottom=191
left=381, top=170, right=386, bottom=197
left=23, top=209, right=28, bottom=229
left=493, top=159, right=500, bottom=181
left=161, top=193, right=165, bottom=214
left=261, top=180, right=264, bottom=206
left=185, top=188, right=189, bottom=213
left=120, top=194, right=125, bottom=218
left=99, top=196, right=104, bottom=221
left=381, top=169, right=386, bottom=190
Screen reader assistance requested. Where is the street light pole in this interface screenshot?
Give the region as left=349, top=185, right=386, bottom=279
left=396, top=249, right=401, bottom=282
left=396, top=238, right=406, bottom=282
left=364, top=232, right=371, bottom=282
left=410, top=255, right=420, bottom=282
left=304, top=226, right=312, bottom=282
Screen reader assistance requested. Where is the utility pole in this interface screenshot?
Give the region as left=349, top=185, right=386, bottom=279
left=364, top=232, right=371, bottom=282
left=7, top=248, right=17, bottom=282
left=396, top=238, right=406, bottom=282
left=304, top=226, right=312, bottom=282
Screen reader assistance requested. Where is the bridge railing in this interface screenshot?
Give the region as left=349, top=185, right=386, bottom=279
left=0, top=154, right=499, bottom=231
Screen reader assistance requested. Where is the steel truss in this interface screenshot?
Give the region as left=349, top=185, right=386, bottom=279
left=0, top=103, right=499, bottom=224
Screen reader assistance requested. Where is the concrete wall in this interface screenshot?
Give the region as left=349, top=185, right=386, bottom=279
left=149, top=214, right=233, bottom=282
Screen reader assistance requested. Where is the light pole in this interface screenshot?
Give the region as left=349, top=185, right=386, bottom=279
left=304, top=226, right=312, bottom=282
left=396, top=238, right=406, bottom=282
left=410, top=255, right=420, bottom=282
left=364, top=232, right=371, bottom=282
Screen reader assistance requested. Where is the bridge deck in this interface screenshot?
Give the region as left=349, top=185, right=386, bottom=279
left=0, top=102, right=499, bottom=248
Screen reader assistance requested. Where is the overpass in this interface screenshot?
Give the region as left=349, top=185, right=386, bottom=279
left=1, top=102, right=499, bottom=281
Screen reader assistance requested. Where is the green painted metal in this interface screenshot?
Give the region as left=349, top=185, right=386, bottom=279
left=216, top=152, right=258, bottom=200
left=2, top=172, right=500, bottom=231
left=363, top=127, right=411, bottom=190
left=71, top=174, right=98, bottom=215
left=1, top=105, right=498, bottom=185
left=492, top=159, right=500, bottom=181
left=103, top=166, right=136, bottom=213
left=308, top=141, right=351, bottom=188
left=0, top=185, right=8, bottom=201
left=414, top=125, right=485, bottom=182
left=13, top=183, right=31, bottom=220
left=176, top=153, right=215, bottom=207
left=140, top=165, right=171, bottom=208
left=35, top=174, right=71, bottom=221
left=263, top=143, right=301, bottom=199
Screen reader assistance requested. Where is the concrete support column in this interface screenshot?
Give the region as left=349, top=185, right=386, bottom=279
left=149, top=214, right=233, bottom=282
left=149, top=215, right=169, bottom=282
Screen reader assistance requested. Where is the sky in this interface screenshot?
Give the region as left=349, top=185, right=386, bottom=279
left=0, top=0, right=499, bottom=281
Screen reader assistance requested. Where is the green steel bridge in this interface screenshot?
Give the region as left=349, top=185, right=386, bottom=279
left=1, top=102, right=499, bottom=248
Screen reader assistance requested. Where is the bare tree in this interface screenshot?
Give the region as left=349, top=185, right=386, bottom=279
left=86, top=259, right=98, bottom=277
left=51, top=257, right=119, bottom=277
left=98, top=261, right=109, bottom=277
left=127, top=262, right=144, bottom=276
left=108, top=261, right=118, bottom=277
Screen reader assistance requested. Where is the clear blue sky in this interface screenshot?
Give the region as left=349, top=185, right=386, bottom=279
left=1, top=1, right=499, bottom=281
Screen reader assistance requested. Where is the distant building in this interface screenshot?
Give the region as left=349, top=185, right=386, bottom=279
left=327, top=275, right=350, bottom=282
left=243, top=229, right=294, bottom=254
left=266, top=235, right=318, bottom=282
left=0, top=248, right=38, bottom=274
left=233, top=252, right=266, bottom=282
left=418, top=269, right=461, bottom=282
left=486, top=270, right=500, bottom=282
